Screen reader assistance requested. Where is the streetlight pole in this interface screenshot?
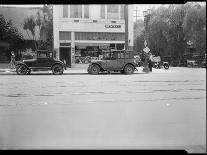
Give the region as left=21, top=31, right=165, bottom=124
left=124, top=4, right=128, bottom=50
left=143, top=9, right=151, bottom=47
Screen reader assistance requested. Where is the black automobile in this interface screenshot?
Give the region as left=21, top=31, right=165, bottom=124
left=15, top=50, right=66, bottom=75
left=87, top=50, right=139, bottom=74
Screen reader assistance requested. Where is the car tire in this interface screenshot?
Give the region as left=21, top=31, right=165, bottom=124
left=52, top=64, right=63, bottom=75
left=16, top=65, right=28, bottom=75
left=164, top=64, right=169, bottom=69
left=124, top=64, right=134, bottom=74
left=90, top=64, right=100, bottom=75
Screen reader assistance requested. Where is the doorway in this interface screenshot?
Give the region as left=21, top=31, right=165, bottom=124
left=59, top=47, right=71, bottom=68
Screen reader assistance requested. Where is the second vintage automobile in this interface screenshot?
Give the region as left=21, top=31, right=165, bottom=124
left=15, top=50, right=66, bottom=75
left=87, top=50, right=139, bottom=75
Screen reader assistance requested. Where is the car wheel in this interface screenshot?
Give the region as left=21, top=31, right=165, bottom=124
left=90, top=64, right=100, bottom=75
left=164, top=64, right=169, bottom=69
left=52, top=64, right=63, bottom=75
left=16, top=65, right=28, bottom=75
left=124, top=64, right=134, bottom=74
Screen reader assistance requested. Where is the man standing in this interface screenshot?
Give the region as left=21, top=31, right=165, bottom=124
left=148, top=53, right=153, bottom=72
left=10, top=51, right=16, bottom=69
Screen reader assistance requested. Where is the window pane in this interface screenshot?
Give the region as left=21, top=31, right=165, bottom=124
left=84, top=5, right=89, bottom=18
left=120, top=5, right=124, bottom=19
left=107, top=5, right=118, bottom=19
left=70, top=5, right=82, bottom=18
left=63, top=5, right=68, bottom=18
left=59, top=31, right=71, bottom=40
left=100, top=5, right=105, bottom=19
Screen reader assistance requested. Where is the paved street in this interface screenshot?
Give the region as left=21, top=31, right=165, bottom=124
left=0, top=67, right=206, bottom=152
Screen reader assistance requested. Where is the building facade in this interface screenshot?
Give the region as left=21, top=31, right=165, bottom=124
left=53, top=4, right=134, bottom=67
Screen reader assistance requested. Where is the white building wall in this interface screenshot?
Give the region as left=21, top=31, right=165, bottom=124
left=53, top=4, right=134, bottom=65
left=53, top=5, right=61, bottom=58
left=89, top=5, right=100, bottom=19
left=128, top=5, right=134, bottom=48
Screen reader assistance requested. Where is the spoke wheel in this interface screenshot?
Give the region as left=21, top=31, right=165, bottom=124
left=124, top=64, right=134, bottom=75
left=16, top=65, right=28, bottom=75
left=90, top=65, right=100, bottom=75
left=52, top=64, right=63, bottom=75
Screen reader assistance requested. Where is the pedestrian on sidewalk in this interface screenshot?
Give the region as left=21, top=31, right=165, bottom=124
left=9, top=51, right=16, bottom=69
left=148, top=53, right=153, bottom=72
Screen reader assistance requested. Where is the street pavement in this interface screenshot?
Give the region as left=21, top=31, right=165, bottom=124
left=0, top=67, right=206, bottom=152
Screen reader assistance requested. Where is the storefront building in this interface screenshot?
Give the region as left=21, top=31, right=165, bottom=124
left=53, top=5, right=134, bottom=67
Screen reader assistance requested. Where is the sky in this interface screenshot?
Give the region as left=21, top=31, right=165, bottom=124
left=133, top=4, right=162, bottom=21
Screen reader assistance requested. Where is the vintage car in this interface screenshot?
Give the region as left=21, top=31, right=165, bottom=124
left=15, top=50, right=66, bottom=75
left=187, top=55, right=205, bottom=68
left=87, top=50, right=139, bottom=74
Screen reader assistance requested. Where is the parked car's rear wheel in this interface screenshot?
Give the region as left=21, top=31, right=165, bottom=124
left=124, top=64, right=134, bottom=74
left=90, top=64, right=100, bottom=75
left=163, top=63, right=169, bottom=69
left=52, top=64, right=63, bottom=75
left=16, top=65, right=28, bottom=75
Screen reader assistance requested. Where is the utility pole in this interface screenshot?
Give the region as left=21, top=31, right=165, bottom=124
left=143, top=9, right=151, bottom=47
left=124, top=4, right=128, bottom=50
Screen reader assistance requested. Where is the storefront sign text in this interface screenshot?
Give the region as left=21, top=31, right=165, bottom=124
left=105, top=25, right=121, bottom=28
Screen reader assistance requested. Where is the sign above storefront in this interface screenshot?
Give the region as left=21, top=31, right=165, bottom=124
left=105, top=25, right=121, bottom=28
left=77, top=46, right=87, bottom=49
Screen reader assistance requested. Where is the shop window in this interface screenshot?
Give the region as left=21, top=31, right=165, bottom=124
left=84, top=5, right=89, bottom=18
left=75, top=32, right=125, bottom=41
left=59, top=31, right=71, bottom=40
left=100, top=5, right=105, bottom=19
left=107, top=5, right=119, bottom=19
left=63, top=5, right=68, bottom=18
left=117, top=44, right=124, bottom=50
left=70, top=5, right=82, bottom=18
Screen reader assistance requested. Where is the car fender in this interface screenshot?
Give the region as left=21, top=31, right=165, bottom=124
left=51, top=62, right=66, bottom=70
left=91, top=63, right=104, bottom=71
left=122, top=63, right=135, bottom=70
left=15, top=62, right=29, bottom=69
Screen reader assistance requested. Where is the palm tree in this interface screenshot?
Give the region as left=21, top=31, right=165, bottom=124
left=23, top=16, right=37, bottom=50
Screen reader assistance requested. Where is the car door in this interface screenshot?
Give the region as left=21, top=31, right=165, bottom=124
left=33, top=52, right=51, bottom=68
left=116, top=51, right=125, bottom=70
left=106, top=52, right=118, bottom=70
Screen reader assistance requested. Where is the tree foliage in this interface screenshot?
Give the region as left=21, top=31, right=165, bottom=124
left=134, top=3, right=206, bottom=64
left=0, top=14, right=24, bottom=50
left=23, top=5, right=53, bottom=51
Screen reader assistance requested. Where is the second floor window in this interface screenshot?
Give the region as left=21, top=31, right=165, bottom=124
left=84, top=5, right=89, bottom=18
left=100, top=5, right=105, bottom=19
left=70, top=5, right=82, bottom=18
left=120, top=5, right=125, bottom=19
left=63, top=5, right=68, bottom=18
left=107, top=5, right=119, bottom=19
